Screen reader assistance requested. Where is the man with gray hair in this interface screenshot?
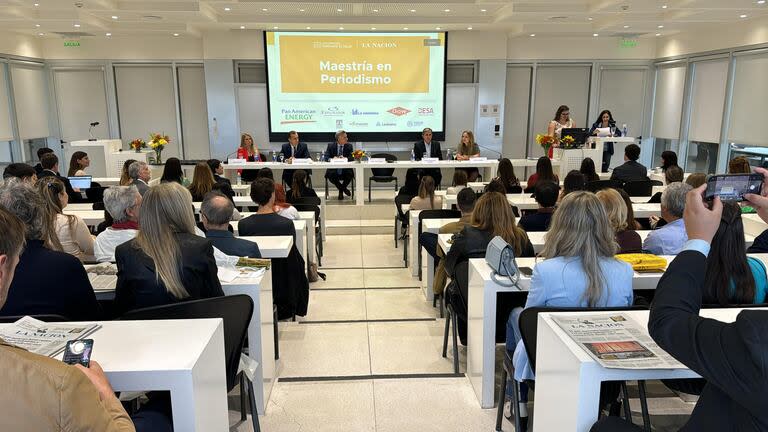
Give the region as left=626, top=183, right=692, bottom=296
left=201, top=191, right=261, bottom=258
left=128, top=161, right=151, bottom=196
left=323, top=130, right=353, bottom=200
left=643, top=182, right=693, bottom=255
left=94, top=186, right=142, bottom=262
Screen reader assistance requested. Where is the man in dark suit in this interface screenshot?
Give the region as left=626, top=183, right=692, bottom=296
left=207, top=159, right=231, bottom=187
left=323, top=130, right=354, bottom=200
left=238, top=178, right=296, bottom=239
left=610, top=144, right=648, bottom=184
left=281, top=130, right=311, bottom=187
left=37, top=153, right=83, bottom=203
left=33, top=147, right=54, bottom=176
left=201, top=192, right=261, bottom=258
left=413, top=127, right=443, bottom=186
left=128, top=161, right=151, bottom=196
left=591, top=179, right=768, bottom=432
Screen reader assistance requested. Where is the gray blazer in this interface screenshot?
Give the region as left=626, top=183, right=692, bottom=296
left=130, top=179, right=149, bottom=196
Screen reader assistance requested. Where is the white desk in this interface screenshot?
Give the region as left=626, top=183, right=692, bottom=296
left=91, top=177, right=121, bottom=186
left=742, top=213, right=768, bottom=237
left=65, top=209, right=105, bottom=226
left=21, top=319, right=228, bottom=431
left=239, top=236, right=293, bottom=259
left=521, top=231, right=755, bottom=254
left=230, top=218, right=305, bottom=261
left=534, top=308, right=764, bottom=431
left=443, top=193, right=653, bottom=210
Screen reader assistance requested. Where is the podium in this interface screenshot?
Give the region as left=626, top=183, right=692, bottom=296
left=67, top=139, right=122, bottom=178
left=553, top=145, right=603, bottom=180
left=589, top=136, right=637, bottom=170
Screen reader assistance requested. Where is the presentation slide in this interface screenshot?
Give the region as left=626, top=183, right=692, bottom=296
left=264, top=31, right=446, bottom=137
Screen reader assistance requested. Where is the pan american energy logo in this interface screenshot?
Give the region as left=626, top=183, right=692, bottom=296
left=281, top=108, right=316, bottom=124
left=387, top=107, right=411, bottom=116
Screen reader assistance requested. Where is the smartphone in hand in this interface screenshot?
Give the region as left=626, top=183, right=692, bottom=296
left=705, top=173, right=763, bottom=202
left=63, top=339, right=94, bottom=367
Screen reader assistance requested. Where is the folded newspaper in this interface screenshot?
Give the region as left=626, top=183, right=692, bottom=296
left=0, top=316, right=101, bottom=357
left=551, top=313, right=687, bottom=369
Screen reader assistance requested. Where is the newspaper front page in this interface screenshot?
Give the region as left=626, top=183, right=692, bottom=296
left=551, top=313, right=686, bottom=369
left=0, top=316, right=101, bottom=357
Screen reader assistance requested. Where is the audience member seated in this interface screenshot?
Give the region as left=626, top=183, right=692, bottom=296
left=0, top=207, right=152, bottom=432
left=446, top=169, right=468, bottom=195
left=525, top=157, right=558, bottom=193
left=398, top=169, right=421, bottom=198
left=619, top=189, right=643, bottom=230
left=592, top=179, right=768, bottom=431
left=421, top=188, right=477, bottom=297
left=579, top=157, right=600, bottom=182
left=659, top=150, right=679, bottom=173
left=507, top=191, right=633, bottom=425
left=728, top=155, right=751, bottom=174
left=444, top=192, right=535, bottom=343
left=273, top=183, right=299, bottom=220
left=3, top=163, right=37, bottom=184
left=128, top=161, right=151, bottom=196
left=38, top=153, right=82, bottom=203
left=239, top=178, right=297, bottom=240
left=484, top=179, right=508, bottom=194
left=409, top=175, right=443, bottom=210
left=597, top=188, right=642, bottom=254
left=0, top=181, right=100, bottom=320
left=685, top=172, right=707, bottom=189
left=287, top=170, right=318, bottom=203
left=33, top=147, right=54, bottom=176
left=649, top=165, right=684, bottom=203
left=94, top=186, right=141, bottom=262
left=68, top=151, right=90, bottom=177
left=201, top=192, right=260, bottom=258
left=37, top=177, right=95, bottom=262
left=206, top=158, right=232, bottom=187
left=497, top=158, right=522, bottom=194
left=114, top=182, right=223, bottom=315
left=559, top=170, right=585, bottom=202
left=189, top=161, right=235, bottom=203
left=238, top=178, right=308, bottom=319
left=643, top=182, right=692, bottom=255
left=520, top=181, right=558, bottom=232
left=610, top=144, right=648, bottom=183
left=119, top=159, right=137, bottom=186
left=257, top=167, right=274, bottom=181
left=159, top=157, right=188, bottom=186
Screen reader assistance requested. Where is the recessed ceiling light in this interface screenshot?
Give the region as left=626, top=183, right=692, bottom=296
left=73, top=23, right=81, bottom=28
left=339, top=26, right=344, bottom=30
left=662, top=4, right=668, bottom=9
left=240, top=25, right=245, bottom=29
left=273, top=26, right=278, bottom=29
left=373, top=9, right=379, bottom=12
left=224, top=7, right=230, bottom=11
left=33, top=3, right=38, bottom=6
left=337, top=8, right=342, bottom=12
left=410, top=9, right=416, bottom=12
left=593, top=33, right=599, bottom=37
left=173, top=33, right=179, bottom=36
left=35, top=24, right=40, bottom=27
left=111, top=16, right=118, bottom=20
left=656, top=33, right=661, bottom=36
left=529, top=33, right=535, bottom=37
left=759, top=0, right=766, bottom=4
left=37, top=32, right=43, bottom=36
left=623, top=25, right=630, bottom=28
left=403, top=27, right=409, bottom=30
left=467, top=26, right=472, bottom=30
left=444, top=9, right=451, bottom=12
left=262, top=8, right=268, bottom=12
left=741, top=14, right=748, bottom=18
left=658, top=25, right=664, bottom=28
left=306, top=26, right=311, bottom=29
left=435, top=27, right=441, bottom=30
left=371, top=27, right=376, bottom=30
left=588, top=17, right=593, bottom=21
left=106, top=32, right=111, bottom=36
left=299, top=9, right=305, bottom=12
left=481, top=9, right=487, bottom=12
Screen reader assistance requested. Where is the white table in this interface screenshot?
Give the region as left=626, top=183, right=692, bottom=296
left=239, top=236, right=293, bottom=259
left=443, top=193, right=653, bottom=210
left=22, top=319, right=228, bottom=431
left=519, top=231, right=755, bottom=254
left=231, top=218, right=305, bottom=260
left=742, top=213, right=768, bottom=237
left=91, top=177, right=121, bottom=186
left=534, top=308, right=765, bottom=431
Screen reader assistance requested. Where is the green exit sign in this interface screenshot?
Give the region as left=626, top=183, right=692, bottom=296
left=64, top=40, right=81, bottom=47
left=620, top=38, right=638, bottom=48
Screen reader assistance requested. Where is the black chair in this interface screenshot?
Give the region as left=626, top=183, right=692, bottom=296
left=495, top=306, right=651, bottom=432
left=0, top=314, right=69, bottom=323
left=368, top=153, right=398, bottom=202
left=441, top=260, right=468, bottom=374
left=120, top=295, right=260, bottom=432
left=418, top=209, right=461, bottom=281
left=623, top=180, right=654, bottom=197
left=85, top=186, right=106, bottom=203
left=507, top=185, right=523, bottom=194
left=650, top=180, right=663, bottom=187
left=292, top=200, right=323, bottom=266
left=586, top=179, right=623, bottom=193
left=324, top=176, right=355, bottom=200
left=394, top=194, right=414, bottom=253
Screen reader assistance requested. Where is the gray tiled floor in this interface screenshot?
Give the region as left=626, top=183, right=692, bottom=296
left=230, top=233, right=695, bottom=431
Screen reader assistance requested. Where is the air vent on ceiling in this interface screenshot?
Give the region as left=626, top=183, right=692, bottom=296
left=548, top=16, right=569, bottom=21
left=142, top=15, right=163, bottom=21
left=52, top=31, right=95, bottom=38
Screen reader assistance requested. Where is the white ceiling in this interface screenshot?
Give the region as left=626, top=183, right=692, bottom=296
left=2, top=0, right=767, bottom=39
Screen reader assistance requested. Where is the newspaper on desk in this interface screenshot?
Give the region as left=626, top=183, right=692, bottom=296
left=0, top=316, right=101, bottom=357
left=551, top=313, right=687, bottom=370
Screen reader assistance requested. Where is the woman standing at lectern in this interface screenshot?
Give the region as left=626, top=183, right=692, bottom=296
left=545, top=105, right=575, bottom=158
left=455, top=130, right=481, bottom=182
left=589, top=110, right=622, bottom=173
left=236, top=133, right=262, bottom=182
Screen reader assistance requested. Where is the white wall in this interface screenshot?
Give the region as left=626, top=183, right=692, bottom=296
left=0, top=32, right=43, bottom=59
left=657, top=16, right=768, bottom=59
left=508, top=36, right=657, bottom=60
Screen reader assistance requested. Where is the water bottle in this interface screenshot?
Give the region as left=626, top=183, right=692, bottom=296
left=447, top=149, right=453, bottom=160
left=410, top=149, right=415, bottom=161
left=317, top=152, right=322, bottom=162
left=236, top=173, right=242, bottom=185
left=271, top=151, right=276, bottom=162
left=622, top=124, right=628, bottom=137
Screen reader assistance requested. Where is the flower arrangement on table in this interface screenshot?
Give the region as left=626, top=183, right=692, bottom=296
left=129, top=139, right=146, bottom=153
left=536, top=134, right=560, bottom=157
left=560, top=135, right=576, bottom=149
left=148, top=133, right=170, bottom=164
left=352, top=149, right=367, bottom=162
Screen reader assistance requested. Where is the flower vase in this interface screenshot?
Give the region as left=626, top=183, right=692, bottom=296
left=134, top=147, right=141, bottom=153
left=354, top=158, right=362, bottom=164
left=543, top=144, right=551, bottom=159
left=155, top=149, right=163, bottom=164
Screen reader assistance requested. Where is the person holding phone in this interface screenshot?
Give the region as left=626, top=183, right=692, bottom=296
left=589, top=110, right=621, bottom=172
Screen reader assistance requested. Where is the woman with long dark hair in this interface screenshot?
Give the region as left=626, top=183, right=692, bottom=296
left=497, top=158, right=521, bottom=194
left=525, top=156, right=558, bottom=193
left=288, top=170, right=318, bottom=202
left=160, top=157, right=188, bottom=186
left=545, top=105, right=575, bottom=158
left=661, top=150, right=679, bottom=172
left=67, top=151, right=90, bottom=177
left=579, top=157, right=600, bottom=183
left=589, top=110, right=622, bottom=172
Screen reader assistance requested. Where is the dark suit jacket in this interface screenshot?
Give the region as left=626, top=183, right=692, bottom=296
left=747, top=229, right=768, bottom=254
left=114, top=233, right=224, bottom=315
left=33, top=163, right=43, bottom=176
left=413, top=140, right=443, bottom=160
left=281, top=142, right=310, bottom=160
left=206, top=230, right=261, bottom=257
left=39, top=170, right=82, bottom=203
left=519, top=211, right=553, bottom=232
left=238, top=212, right=296, bottom=240
left=324, top=143, right=353, bottom=176
left=214, top=174, right=231, bottom=187
left=0, top=240, right=101, bottom=320
left=649, top=250, right=768, bottom=431
left=610, top=160, right=648, bottom=183
left=589, top=120, right=622, bottom=155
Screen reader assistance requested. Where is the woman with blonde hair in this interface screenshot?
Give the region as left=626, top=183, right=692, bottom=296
left=596, top=188, right=642, bottom=253
left=505, top=191, right=633, bottom=422
left=114, top=182, right=223, bottom=314
left=455, top=130, right=481, bottom=181
left=119, top=159, right=136, bottom=186
left=409, top=175, right=443, bottom=210
left=36, top=177, right=95, bottom=261
left=188, top=162, right=216, bottom=202
left=237, top=133, right=262, bottom=182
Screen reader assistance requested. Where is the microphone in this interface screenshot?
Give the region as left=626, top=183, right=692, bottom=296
left=222, top=149, right=240, bottom=163
left=88, top=121, right=99, bottom=141
left=90, top=121, right=100, bottom=127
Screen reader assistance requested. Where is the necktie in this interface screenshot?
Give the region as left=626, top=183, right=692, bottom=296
left=337, top=145, right=343, bottom=175
left=292, top=146, right=296, bottom=157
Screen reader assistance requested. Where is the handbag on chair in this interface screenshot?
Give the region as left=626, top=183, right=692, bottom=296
left=485, top=236, right=521, bottom=288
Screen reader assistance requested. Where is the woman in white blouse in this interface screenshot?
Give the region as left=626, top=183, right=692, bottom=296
left=545, top=105, right=575, bottom=158
left=67, top=151, right=90, bottom=177
left=37, top=177, right=95, bottom=261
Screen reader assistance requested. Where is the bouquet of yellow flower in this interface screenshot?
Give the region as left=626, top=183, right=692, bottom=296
left=352, top=149, right=366, bottom=161
left=536, top=134, right=559, bottom=156
left=560, top=135, right=575, bottom=149
left=130, top=139, right=146, bottom=153
left=148, top=133, right=170, bottom=163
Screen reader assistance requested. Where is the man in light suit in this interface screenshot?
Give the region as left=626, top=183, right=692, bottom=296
left=324, top=130, right=354, bottom=200
left=413, top=127, right=443, bottom=186
left=128, top=161, right=151, bottom=196
left=280, top=131, right=311, bottom=187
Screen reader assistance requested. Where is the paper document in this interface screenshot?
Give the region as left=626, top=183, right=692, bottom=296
left=551, top=313, right=686, bottom=370
left=0, top=316, right=101, bottom=357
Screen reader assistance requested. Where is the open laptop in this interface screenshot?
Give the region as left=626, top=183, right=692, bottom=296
left=560, top=128, right=591, bottom=147
left=68, top=175, right=92, bottom=190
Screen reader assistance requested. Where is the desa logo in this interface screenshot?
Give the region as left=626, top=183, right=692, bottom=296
left=417, top=108, right=434, bottom=116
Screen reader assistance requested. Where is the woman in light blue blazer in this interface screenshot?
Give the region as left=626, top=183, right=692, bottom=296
left=503, top=191, right=634, bottom=424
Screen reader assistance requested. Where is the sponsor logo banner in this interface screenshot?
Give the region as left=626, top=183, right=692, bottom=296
left=352, top=108, right=379, bottom=116
left=388, top=107, right=411, bottom=116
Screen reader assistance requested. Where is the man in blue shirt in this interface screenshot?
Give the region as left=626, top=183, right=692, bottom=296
left=643, top=182, right=692, bottom=255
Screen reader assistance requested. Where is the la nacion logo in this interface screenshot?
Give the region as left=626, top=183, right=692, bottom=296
left=387, top=107, right=411, bottom=117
